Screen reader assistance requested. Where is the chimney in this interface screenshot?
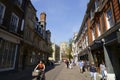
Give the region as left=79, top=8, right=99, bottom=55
left=40, top=12, right=46, bottom=30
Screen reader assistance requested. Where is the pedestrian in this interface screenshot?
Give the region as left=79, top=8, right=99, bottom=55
left=82, top=60, right=87, bottom=73
left=79, top=60, right=84, bottom=73
left=86, top=60, right=90, bottom=71
left=100, top=61, right=107, bottom=80
left=66, top=59, right=69, bottom=68
left=64, top=59, right=69, bottom=68
left=34, top=60, right=46, bottom=80
left=69, top=59, right=74, bottom=69
left=89, top=62, right=97, bottom=80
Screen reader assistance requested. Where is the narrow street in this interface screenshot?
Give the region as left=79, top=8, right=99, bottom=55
left=45, top=62, right=90, bottom=80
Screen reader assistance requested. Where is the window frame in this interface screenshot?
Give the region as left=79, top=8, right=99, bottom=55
left=106, top=8, right=114, bottom=29
left=16, top=0, right=22, bottom=7
left=10, top=13, right=19, bottom=32
left=92, top=27, right=95, bottom=41
left=0, top=2, right=6, bottom=24
left=0, top=40, right=18, bottom=71
left=97, top=21, right=101, bottom=36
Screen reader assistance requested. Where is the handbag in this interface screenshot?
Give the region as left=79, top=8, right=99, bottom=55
left=32, top=70, right=40, bottom=76
left=104, top=70, right=107, bottom=76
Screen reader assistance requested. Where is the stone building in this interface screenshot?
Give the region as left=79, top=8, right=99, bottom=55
left=0, top=0, right=28, bottom=72
left=0, top=0, right=51, bottom=73
left=20, top=2, right=51, bottom=70
left=75, top=0, right=120, bottom=79
left=49, top=43, right=60, bottom=62
left=60, top=42, right=68, bottom=60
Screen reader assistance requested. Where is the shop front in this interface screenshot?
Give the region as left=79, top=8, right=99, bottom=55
left=0, top=30, right=21, bottom=72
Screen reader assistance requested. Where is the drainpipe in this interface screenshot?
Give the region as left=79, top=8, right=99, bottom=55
left=102, top=39, right=115, bottom=80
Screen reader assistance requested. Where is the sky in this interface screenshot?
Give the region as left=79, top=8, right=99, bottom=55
left=31, top=0, right=89, bottom=45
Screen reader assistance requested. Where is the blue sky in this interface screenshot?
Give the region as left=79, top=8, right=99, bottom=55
left=31, top=0, right=89, bottom=45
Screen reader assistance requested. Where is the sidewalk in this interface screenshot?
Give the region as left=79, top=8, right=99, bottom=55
left=83, top=71, right=102, bottom=80
left=0, top=65, right=55, bottom=80
left=0, top=66, right=33, bottom=80
left=54, top=64, right=91, bottom=80
left=54, top=63, right=102, bottom=80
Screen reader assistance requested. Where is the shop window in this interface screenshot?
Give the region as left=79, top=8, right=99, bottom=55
left=0, top=2, right=5, bottom=24
left=0, top=40, right=17, bottom=71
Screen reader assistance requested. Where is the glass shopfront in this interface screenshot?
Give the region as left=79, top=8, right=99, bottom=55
left=0, top=39, right=18, bottom=71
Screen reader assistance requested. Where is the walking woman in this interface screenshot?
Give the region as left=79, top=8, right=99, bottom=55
left=100, top=62, right=107, bottom=80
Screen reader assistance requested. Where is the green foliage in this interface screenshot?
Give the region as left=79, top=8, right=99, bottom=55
left=49, top=45, right=53, bottom=56
left=65, top=38, right=73, bottom=60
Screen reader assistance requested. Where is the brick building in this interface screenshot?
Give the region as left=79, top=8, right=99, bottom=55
left=75, top=0, right=120, bottom=79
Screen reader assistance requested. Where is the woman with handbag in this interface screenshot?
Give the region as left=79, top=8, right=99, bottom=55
left=100, top=61, right=107, bottom=80
left=34, top=60, right=46, bottom=80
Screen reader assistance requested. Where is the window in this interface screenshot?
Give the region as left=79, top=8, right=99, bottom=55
left=10, top=13, right=19, bottom=32
left=0, top=39, right=18, bottom=71
left=16, top=0, right=22, bottom=6
left=95, top=0, right=99, bottom=10
left=25, top=29, right=33, bottom=42
left=92, top=28, right=95, bottom=41
left=85, top=36, right=88, bottom=46
left=21, top=19, right=24, bottom=31
left=0, top=2, right=5, bottom=24
left=90, top=3, right=95, bottom=20
left=97, top=21, right=101, bottom=36
left=106, top=8, right=114, bottom=29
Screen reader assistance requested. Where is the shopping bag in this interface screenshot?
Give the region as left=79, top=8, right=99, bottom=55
left=32, top=70, right=40, bottom=76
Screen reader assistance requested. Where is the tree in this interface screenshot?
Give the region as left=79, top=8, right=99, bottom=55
left=66, top=38, right=73, bottom=60
left=49, top=45, right=53, bottom=57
